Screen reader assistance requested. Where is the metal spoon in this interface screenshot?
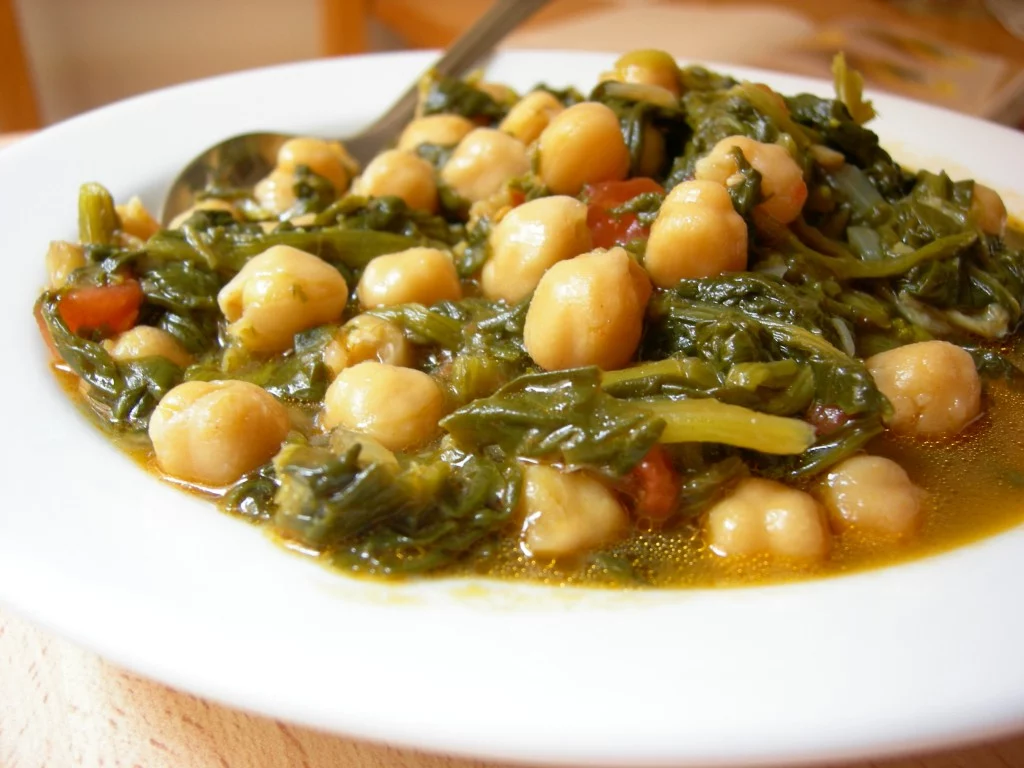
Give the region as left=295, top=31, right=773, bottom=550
left=160, top=0, right=551, bottom=225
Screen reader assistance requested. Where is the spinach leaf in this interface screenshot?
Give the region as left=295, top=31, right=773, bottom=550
left=78, top=182, right=118, bottom=246
left=455, top=217, right=492, bottom=277
left=832, top=52, right=876, bottom=125
left=441, top=367, right=665, bottom=476
left=138, top=259, right=222, bottom=353
left=786, top=94, right=910, bottom=202
left=314, top=194, right=461, bottom=245
left=420, top=73, right=507, bottom=121
left=226, top=442, right=519, bottom=576
left=643, top=276, right=889, bottom=477
left=37, top=293, right=182, bottom=431
left=590, top=80, right=689, bottom=179
left=145, top=223, right=417, bottom=276
left=187, top=325, right=336, bottom=403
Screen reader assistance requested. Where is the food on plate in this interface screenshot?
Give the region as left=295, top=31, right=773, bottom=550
left=34, top=51, right=1024, bottom=585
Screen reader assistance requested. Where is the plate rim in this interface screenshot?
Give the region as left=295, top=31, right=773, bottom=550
left=3, top=48, right=1024, bottom=767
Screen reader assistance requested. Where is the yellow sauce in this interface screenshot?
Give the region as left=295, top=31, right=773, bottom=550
left=58, top=360, right=1024, bottom=589
left=476, top=380, right=1024, bottom=588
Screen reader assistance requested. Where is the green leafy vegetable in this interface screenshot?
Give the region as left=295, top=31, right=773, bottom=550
left=37, top=56, right=1024, bottom=584
left=145, top=223, right=416, bottom=275
left=259, top=442, right=518, bottom=576
left=314, top=194, right=460, bottom=245
left=419, top=72, right=507, bottom=121
left=37, top=293, right=182, bottom=431
left=442, top=367, right=814, bottom=477
left=832, top=52, right=876, bottom=125
left=442, top=367, right=664, bottom=476
left=186, top=325, right=335, bottom=403
left=78, top=182, right=118, bottom=246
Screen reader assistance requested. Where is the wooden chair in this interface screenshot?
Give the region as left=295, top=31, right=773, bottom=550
left=321, top=0, right=371, bottom=56
left=320, top=0, right=610, bottom=55
left=0, top=0, right=40, bottom=131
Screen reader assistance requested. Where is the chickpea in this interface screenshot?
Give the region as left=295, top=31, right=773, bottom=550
left=603, top=49, right=681, bottom=96
left=277, top=137, right=358, bottom=193
left=519, top=464, right=627, bottom=559
left=537, top=102, right=630, bottom=195
left=218, top=244, right=348, bottom=353
left=820, top=455, right=922, bottom=537
left=523, top=247, right=651, bottom=371
left=695, top=135, right=808, bottom=224
left=253, top=169, right=297, bottom=216
left=440, top=128, right=530, bottom=203
left=704, top=478, right=830, bottom=561
left=499, top=90, right=564, bottom=145
left=644, top=180, right=748, bottom=287
left=866, top=340, right=981, bottom=438
left=397, top=114, right=475, bottom=151
left=971, top=183, right=1007, bottom=237
left=322, top=314, right=413, bottom=377
left=482, top=196, right=592, bottom=302
left=356, top=247, right=462, bottom=309
left=169, top=198, right=238, bottom=230
left=322, top=361, right=444, bottom=451
left=115, top=196, right=160, bottom=241
left=353, top=149, right=438, bottom=213
left=45, top=241, right=85, bottom=289
left=149, top=380, right=290, bottom=486
left=103, top=326, right=192, bottom=368
left=467, top=192, right=515, bottom=229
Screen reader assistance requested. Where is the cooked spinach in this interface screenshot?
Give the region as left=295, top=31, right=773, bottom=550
left=37, top=293, right=182, bottom=431
left=590, top=80, right=689, bottom=178
left=419, top=72, right=507, bottom=121
left=78, top=182, right=118, bottom=246
left=314, top=194, right=460, bottom=244
left=442, top=367, right=814, bottom=477
left=223, top=442, right=519, bottom=576
left=442, top=367, right=664, bottom=476
left=37, top=56, right=1024, bottom=584
left=187, top=325, right=335, bottom=403
left=145, top=218, right=417, bottom=276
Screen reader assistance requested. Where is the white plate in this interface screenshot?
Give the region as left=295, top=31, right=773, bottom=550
left=2, top=51, right=1024, bottom=768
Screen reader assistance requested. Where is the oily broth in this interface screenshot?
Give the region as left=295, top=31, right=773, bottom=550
left=51, top=223, right=1024, bottom=588
left=59, top=359, right=1024, bottom=589
left=463, top=381, right=1024, bottom=588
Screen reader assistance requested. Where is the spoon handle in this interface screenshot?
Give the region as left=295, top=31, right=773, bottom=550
left=357, top=0, right=552, bottom=140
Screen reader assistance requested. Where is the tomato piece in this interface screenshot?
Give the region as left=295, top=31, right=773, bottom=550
left=58, top=279, right=144, bottom=336
left=807, top=403, right=851, bottom=436
left=584, top=178, right=664, bottom=249
left=628, top=444, right=680, bottom=523
left=585, top=178, right=664, bottom=207
left=508, top=189, right=527, bottom=208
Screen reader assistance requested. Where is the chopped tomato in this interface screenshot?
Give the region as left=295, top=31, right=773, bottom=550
left=628, top=444, right=680, bottom=523
left=509, top=188, right=527, bottom=208
left=583, top=178, right=664, bottom=249
left=807, top=403, right=851, bottom=436
left=58, top=279, right=144, bottom=337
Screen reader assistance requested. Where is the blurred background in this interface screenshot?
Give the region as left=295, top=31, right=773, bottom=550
left=2, top=0, right=1024, bottom=133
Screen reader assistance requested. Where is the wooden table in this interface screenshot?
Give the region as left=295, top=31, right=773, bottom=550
left=5, top=84, right=1024, bottom=768
left=4, top=605, right=1024, bottom=768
